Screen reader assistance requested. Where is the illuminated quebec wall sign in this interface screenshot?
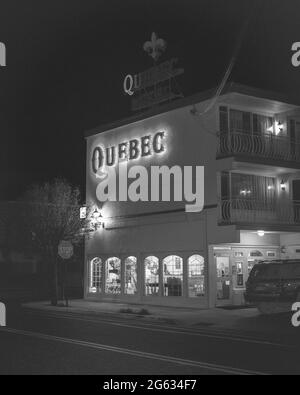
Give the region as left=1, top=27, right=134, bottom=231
left=91, top=130, right=166, bottom=171
left=91, top=129, right=204, bottom=213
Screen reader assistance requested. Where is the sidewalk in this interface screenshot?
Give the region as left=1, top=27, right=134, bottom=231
left=22, top=299, right=299, bottom=341
left=23, top=299, right=280, bottom=334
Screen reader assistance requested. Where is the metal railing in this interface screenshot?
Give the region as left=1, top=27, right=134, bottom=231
left=217, top=130, right=300, bottom=163
left=219, top=199, right=300, bottom=226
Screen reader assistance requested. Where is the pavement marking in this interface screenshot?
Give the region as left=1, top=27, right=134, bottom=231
left=0, top=326, right=268, bottom=375
left=22, top=309, right=296, bottom=350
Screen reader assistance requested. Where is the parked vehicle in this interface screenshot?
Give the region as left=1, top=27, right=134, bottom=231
left=245, top=260, right=300, bottom=314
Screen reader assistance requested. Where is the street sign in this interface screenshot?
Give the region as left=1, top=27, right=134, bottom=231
left=58, top=240, right=74, bottom=259
left=80, top=206, right=87, bottom=219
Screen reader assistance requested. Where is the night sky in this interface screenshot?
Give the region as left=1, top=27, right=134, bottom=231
left=1, top=0, right=300, bottom=199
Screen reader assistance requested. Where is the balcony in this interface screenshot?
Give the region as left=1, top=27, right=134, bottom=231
left=217, top=131, right=300, bottom=167
left=219, top=199, right=300, bottom=228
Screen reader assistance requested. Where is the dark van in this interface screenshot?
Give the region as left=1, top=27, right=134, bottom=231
left=245, top=260, right=300, bottom=314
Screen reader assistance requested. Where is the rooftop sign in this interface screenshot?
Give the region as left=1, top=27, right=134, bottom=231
left=123, top=33, right=184, bottom=111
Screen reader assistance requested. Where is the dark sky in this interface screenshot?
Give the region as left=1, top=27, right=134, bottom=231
left=1, top=0, right=300, bottom=197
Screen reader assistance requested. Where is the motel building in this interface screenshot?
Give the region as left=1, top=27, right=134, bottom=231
left=84, top=83, right=300, bottom=309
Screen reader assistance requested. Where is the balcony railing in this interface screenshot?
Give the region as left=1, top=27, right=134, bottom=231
left=217, top=130, right=300, bottom=164
left=219, top=199, right=300, bottom=226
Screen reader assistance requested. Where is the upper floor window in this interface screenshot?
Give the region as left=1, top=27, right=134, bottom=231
left=221, top=172, right=276, bottom=203
left=219, top=107, right=274, bottom=135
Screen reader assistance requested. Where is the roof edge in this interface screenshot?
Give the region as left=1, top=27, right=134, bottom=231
left=84, top=82, right=300, bottom=139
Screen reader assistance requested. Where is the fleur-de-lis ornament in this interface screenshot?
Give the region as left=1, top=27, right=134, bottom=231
left=143, top=32, right=167, bottom=62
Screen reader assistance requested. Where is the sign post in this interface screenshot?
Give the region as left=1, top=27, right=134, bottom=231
left=58, top=240, right=74, bottom=307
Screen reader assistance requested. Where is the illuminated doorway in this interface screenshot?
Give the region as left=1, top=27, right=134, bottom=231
left=215, top=251, right=231, bottom=305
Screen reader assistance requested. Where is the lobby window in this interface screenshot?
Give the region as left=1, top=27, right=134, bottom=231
left=144, top=256, right=159, bottom=296
left=89, top=257, right=102, bottom=293
left=105, top=257, right=121, bottom=294
left=188, top=255, right=205, bottom=297
left=124, top=256, right=137, bottom=295
left=163, top=255, right=183, bottom=296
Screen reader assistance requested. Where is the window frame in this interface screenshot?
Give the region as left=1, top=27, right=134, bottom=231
left=187, top=254, right=206, bottom=298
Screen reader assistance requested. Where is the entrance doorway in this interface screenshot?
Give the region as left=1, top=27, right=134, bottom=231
left=215, top=252, right=231, bottom=305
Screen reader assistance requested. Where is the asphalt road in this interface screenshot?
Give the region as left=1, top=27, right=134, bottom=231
left=1, top=303, right=300, bottom=375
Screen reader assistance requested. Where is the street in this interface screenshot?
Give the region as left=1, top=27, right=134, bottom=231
left=0, top=304, right=300, bottom=375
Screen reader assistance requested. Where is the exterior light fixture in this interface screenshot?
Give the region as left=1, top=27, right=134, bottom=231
left=280, top=180, right=286, bottom=191
left=275, top=121, right=284, bottom=135
left=257, top=230, right=265, bottom=237
left=91, top=208, right=104, bottom=229
left=240, top=187, right=251, bottom=196
left=267, top=185, right=274, bottom=190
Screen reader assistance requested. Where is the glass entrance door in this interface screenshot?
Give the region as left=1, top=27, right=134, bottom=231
left=215, top=254, right=231, bottom=305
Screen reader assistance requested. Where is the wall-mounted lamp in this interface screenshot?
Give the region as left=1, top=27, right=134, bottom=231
left=275, top=121, right=284, bottom=135
left=280, top=179, right=286, bottom=191
left=240, top=188, right=251, bottom=196
left=281, top=245, right=287, bottom=254
left=91, top=207, right=105, bottom=230
left=257, top=230, right=265, bottom=237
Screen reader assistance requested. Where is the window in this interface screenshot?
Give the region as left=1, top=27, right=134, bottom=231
left=188, top=255, right=205, bottom=297
left=228, top=109, right=274, bottom=135
left=267, top=251, right=276, bottom=258
left=219, top=106, right=228, bottom=133
left=234, top=251, right=243, bottom=257
left=163, top=255, right=183, bottom=296
left=144, top=256, right=159, bottom=296
left=248, top=260, right=255, bottom=274
left=249, top=250, right=263, bottom=258
left=105, top=257, right=121, bottom=294
left=89, top=257, right=102, bottom=293
left=230, top=109, right=251, bottom=133
left=281, top=264, right=300, bottom=279
left=252, top=264, right=281, bottom=280
left=231, top=173, right=276, bottom=201
left=253, top=114, right=273, bottom=135
left=124, top=256, right=137, bottom=295
left=236, top=262, right=244, bottom=287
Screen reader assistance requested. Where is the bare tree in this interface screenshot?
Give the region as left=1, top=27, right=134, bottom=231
left=19, top=179, right=86, bottom=306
